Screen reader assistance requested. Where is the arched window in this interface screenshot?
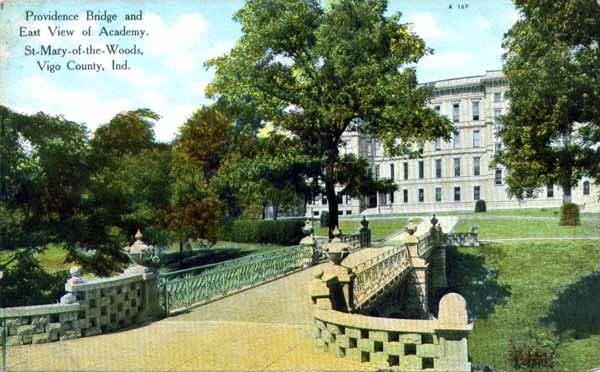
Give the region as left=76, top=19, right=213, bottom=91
left=583, top=181, right=590, bottom=196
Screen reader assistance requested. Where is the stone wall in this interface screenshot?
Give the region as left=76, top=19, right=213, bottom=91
left=312, top=295, right=472, bottom=372
left=1, top=268, right=161, bottom=346
left=444, top=230, right=479, bottom=247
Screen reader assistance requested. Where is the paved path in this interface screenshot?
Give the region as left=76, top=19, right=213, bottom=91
left=481, top=237, right=600, bottom=243
left=7, top=262, right=375, bottom=372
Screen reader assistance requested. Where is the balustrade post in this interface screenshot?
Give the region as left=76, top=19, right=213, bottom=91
left=405, top=222, right=430, bottom=316
left=360, top=217, right=371, bottom=247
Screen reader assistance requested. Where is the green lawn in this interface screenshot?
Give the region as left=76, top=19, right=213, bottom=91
left=314, top=218, right=409, bottom=241
left=447, top=241, right=600, bottom=371
left=0, top=244, right=70, bottom=272
left=455, top=218, right=600, bottom=239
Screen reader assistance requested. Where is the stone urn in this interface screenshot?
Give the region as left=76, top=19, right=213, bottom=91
left=124, top=229, right=161, bottom=273
left=324, top=227, right=350, bottom=265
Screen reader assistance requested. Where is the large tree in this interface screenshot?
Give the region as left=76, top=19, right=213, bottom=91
left=497, top=0, right=600, bottom=201
left=206, top=0, right=452, bottom=235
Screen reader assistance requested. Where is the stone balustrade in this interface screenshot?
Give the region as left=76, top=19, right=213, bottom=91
left=309, top=219, right=473, bottom=371
left=1, top=267, right=161, bottom=346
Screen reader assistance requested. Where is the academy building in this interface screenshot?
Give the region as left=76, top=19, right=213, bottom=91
left=306, top=70, right=598, bottom=217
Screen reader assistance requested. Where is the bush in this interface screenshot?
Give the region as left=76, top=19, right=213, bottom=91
left=219, top=219, right=305, bottom=245
left=507, top=337, right=557, bottom=371
left=559, top=202, right=580, bottom=226
left=475, top=200, right=487, bottom=213
left=320, top=211, right=329, bottom=227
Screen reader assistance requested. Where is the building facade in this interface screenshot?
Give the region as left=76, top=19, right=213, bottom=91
left=307, top=70, right=598, bottom=217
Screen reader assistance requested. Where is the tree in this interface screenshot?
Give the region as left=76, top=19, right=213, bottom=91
left=0, top=106, right=89, bottom=250
left=497, top=0, right=600, bottom=202
left=206, top=0, right=452, bottom=235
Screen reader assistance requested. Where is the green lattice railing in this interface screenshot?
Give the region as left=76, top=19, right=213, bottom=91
left=158, top=245, right=313, bottom=313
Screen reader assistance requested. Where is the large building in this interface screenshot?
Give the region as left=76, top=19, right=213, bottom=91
left=307, top=70, right=598, bottom=217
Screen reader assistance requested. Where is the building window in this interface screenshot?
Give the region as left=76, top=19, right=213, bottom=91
left=435, top=138, right=441, bottom=150
left=473, top=157, right=481, bottom=176
left=454, top=187, right=461, bottom=201
left=453, top=131, right=460, bottom=149
left=495, top=169, right=503, bottom=185
left=418, top=161, right=424, bottom=179
left=472, top=101, right=480, bottom=121
left=374, top=165, right=380, bottom=180
left=346, top=195, right=351, bottom=204
left=584, top=181, right=590, bottom=196
left=346, top=210, right=352, bottom=215
left=435, top=159, right=442, bottom=178
left=474, top=186, right=480, bottom=201
left=493, top=108, right=502, bottom=126
left=403, top=162, right=409, bottom=180
left=403, top=189, right=408, bottom=203
left=435, top=187, right=442, bottom=202
left=494, top=92, right=502, bottom=103
left=418, top=188, right=424, bottom=203
left=454, top=158, right=461, bottom=177
left=322, top=196, right=328, bottom=205
left=452, top=103, right=459, bottom=123
left=389, top=163, right=395, bottom=180
left=495, top=142, right=502, bottom=153
left=473, top=130, right=480, bottom=148
left=390, top=191, right=395, bottom=204
left=546, top=183, right=554, bottom=198
left=313, top=211, right=319, bottom=216
left=434, top=105, right=440, bottom=114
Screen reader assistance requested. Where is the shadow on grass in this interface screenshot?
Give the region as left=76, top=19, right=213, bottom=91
left=542, top=270, right=600, bottom=340
left=437, top=246, right=511, bottom=321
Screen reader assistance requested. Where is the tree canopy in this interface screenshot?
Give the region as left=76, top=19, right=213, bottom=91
left=206, top=0, right=452, bottom=233
left=498, top=0, right=600, bottom=200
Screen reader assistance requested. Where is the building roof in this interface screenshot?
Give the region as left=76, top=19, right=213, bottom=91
left=422, top=70, right=507, bottom=90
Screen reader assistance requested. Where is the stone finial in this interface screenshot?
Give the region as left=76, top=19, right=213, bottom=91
left=60, top=293, right=77, bottom=304
left=68, top=266, right=84, bottom=284
left=302, top=219, right=314, bottom=236
left=406, top=222, right=418, bottom=235
left=129, top=228, right=149, bottom=254
left=360, top=216, right=369, bottom=228
left=437, top=293, right=471, bottom=330
left=470, top=226, right=478, bottom=234
left=332, top=226, right=341, bottom=238
left=431, top=214, right=438, bottom=227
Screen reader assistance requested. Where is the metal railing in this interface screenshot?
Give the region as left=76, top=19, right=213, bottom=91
left=352, top=245, right=412, bottom=308
left=158, top=245, right=313, bottom=313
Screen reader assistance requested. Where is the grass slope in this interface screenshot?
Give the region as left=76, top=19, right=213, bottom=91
left=447, top=241, right=600, bottom=371
left=454, top=218, right=600, bottom=239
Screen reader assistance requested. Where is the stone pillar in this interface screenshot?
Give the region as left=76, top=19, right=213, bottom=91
left=359, top=217, right=371, bottom=247
left=435, top=293, right=472, bottom=372
left=430, top=247, right=448, bottom=289
left=405, top=224, right=429, bottom=316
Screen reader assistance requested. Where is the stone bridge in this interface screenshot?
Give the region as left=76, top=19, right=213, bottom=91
left=308, top=217, right=474, bottom=372
left=2, top=217, right=477, bottom=371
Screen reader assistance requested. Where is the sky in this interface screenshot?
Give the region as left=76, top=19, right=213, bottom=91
left=0, top=0, right=519, bottom=142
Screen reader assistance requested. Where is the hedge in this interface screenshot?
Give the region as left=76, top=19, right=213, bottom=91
left=559, top=202, right=580, bottom=226
left=219, top=219, right=305, bottom=245
left=475, top=200, right=487, bottom=213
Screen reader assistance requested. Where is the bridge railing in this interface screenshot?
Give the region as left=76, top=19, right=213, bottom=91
left=352, top=245, right=411, bottom=308
left=158, top=245, right=313, bottom=314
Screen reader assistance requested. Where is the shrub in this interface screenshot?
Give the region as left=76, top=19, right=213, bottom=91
left=507, top=337, right=557, bottom=371
left=559, top=202, right=580, bottom=226
left=475, top=200, right=487, bottom=213
left=320, top=211, right=329, bottom=227
left=219, top=219, right=305, bottom=245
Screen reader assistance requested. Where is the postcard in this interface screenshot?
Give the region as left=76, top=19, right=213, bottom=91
left=0, top=0, right=599, bottom=371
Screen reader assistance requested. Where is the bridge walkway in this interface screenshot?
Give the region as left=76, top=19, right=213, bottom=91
left=6, top=218, right=448, bottom=371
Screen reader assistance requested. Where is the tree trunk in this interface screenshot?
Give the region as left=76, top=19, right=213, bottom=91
left=179, top=239, right=184, bottom=267
left=562, top=184, right=572, bottom=203
left=273, top=203, right=279, bottom=220
left=325, top=155, right=339, bottom=239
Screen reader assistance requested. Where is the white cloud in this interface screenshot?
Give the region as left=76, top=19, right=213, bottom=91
left=419, top=51, right=473, bottom=70
left=475, top=17, right=493, bottom=32
left=141, top=12, right=232, bottom=72
left=507, top=9, right=521, bottom=24
left=406, top=13, right=448, bottom=41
